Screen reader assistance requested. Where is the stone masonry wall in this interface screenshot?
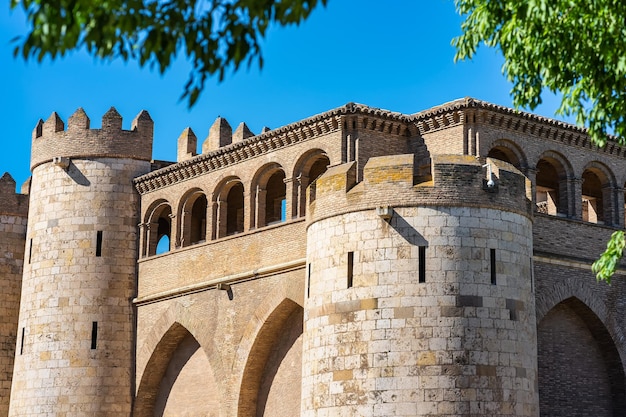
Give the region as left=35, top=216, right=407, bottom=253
left=0, top=174, right=28, bottom=417
left=9, top=157, right=150, bottom=417
left=302, top=154, right=537, bottom=416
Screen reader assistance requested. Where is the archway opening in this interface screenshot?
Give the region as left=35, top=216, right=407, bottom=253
left=134, top=323, right=220, bottom=417
left=488, top=146, right=521, bottom=169
left=226, top=182, right=245, bottom=235
left=189, top=194, right=207, bottom=245
left=537, top=298, right=625, bottom=417
left=237, top=300, right=303, bottom=417
left=148, top=204, right=172, bottom=256
left=536, top=158, right=564, bottom=216
left=264, top=170, right=286, bottom=225
left=582, top=169, right=605, bottom=223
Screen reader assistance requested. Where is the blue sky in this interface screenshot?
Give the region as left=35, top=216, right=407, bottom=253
left=0, top=1, right=567, bottom=189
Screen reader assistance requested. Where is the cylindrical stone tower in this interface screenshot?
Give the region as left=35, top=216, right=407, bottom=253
left=0, top=173, right=29, bottom=417
left=302, top=154, right=538, bottom=416
left=9, top=108, right=153, bottom=416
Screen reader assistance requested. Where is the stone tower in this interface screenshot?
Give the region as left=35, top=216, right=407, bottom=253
left=0, top=173, right=28, bottom=417
left=303, top=154, right=538, bottom=416
left=9, top=108, right=153, bottom=416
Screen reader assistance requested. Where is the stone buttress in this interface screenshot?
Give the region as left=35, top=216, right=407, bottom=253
left=302, top=154, right=538, bottom=416
left=8, top=108, right=153, bottom=416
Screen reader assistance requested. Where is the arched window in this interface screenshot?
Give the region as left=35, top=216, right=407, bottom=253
left=146, top=203, right=172, bottom=256
left=582, top=169, right=605, bottom=224
left=265, top=170, right=286, bottom=225
left=308, top=158, right=329, bottom=184
left=535, top=153, right=571, bottom=217
left=226, top=182, right=244, bottom=235
left=180, top=192, right=208, bottom=247
left=291, top=150, right=330, bottom=217
left=189, top=194, right=207, bottom=245
left=487, top=146, right=522, bottom=170
left=215, top=178, right=245, bottom=238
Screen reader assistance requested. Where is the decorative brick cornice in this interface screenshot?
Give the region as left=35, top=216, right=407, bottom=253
left=412, top=97, right=626, bottom=157
left=134, top=98, right=626, bottom=195
left=134, top=103, right=413, bottom=194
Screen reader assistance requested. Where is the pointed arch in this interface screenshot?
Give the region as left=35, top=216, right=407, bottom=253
left=235, top=281, right=304, bottom=417
left=538, top=297, right=625, bottom=416
left=134, top=322, right=220, bottom=417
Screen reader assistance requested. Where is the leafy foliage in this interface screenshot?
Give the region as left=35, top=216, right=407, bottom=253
left=10, top=0, right=327, bottom=106
left=454, top=0, right=626, bottom=283
left=453, top=0, right=626, bottom=148
left=592, top=231, right=625, bottom=284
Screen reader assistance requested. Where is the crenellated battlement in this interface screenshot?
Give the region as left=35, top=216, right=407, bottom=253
left=30, top=107, right=154, bottom=170
left=308, top=154, right=533, bottom=224
left=0, top=172, right=28, bottom=217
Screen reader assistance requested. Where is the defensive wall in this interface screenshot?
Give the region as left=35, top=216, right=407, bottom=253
left=9, top=109, right=153, bottom=416
left=131, top=98, right=626, bottom=416
left=0, top=98, right=625, bottom=416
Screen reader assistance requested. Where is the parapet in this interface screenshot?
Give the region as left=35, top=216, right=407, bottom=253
left=200, top=117, right=257, bottom=154
left=308, top=154, right=532, bottom=222
left=30, top=107, right=154, bottom=170
left=0, top=173, right=28, bottom=217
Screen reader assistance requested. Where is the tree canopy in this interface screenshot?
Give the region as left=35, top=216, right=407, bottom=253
left=453, top=0, right=626, bottom=283
left=10, top=0, right=326, bottom=106
left=453, top=0, right=626, bottom=148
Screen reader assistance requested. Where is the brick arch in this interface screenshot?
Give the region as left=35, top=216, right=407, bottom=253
left=487, top=139, right=528, bottom=171
left=212, top=175, right=245, bottom=238
left=290, top=148, right=331, bottom=177
left=135, top=301, right=228, bottom=413
left=134, top=320, right=223, bottom=417
left=536, top=280, right=608, bottom=324
left=234, top=280, right=304, bottom=417
left=143, top=200, right=173, bottom=256
left=176, top=188, right=208, bottom=247
left=581, top=160, right=617, bottom=188
left=535, top=280, right=626, bottom=357
left=537, top=297, right=626, bottom=416
left=290, top=148, right=331, bottom=217
left=581, top=160, right=617, bottom=225
left=249, top=162, right=287, bottom=228
left=533, top=150, right=574, bottom=217
left=534, top=150, right=574, bottom=178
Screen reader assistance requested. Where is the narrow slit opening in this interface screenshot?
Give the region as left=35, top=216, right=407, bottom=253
left=418, top=246, right=426, bottom=283
left=96, top=231, right=103, bottom=257
left=490, top=248, right=497, bottom=285
left=307, top=263, right=311, bottom=298
left=91, top=322, right=98, bottom=349
left=347, top=252, right=354, bottom=288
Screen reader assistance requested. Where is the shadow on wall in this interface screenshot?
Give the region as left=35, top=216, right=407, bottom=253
left=67, top=162, right=91, bottom=187
left=386, top=209, right=428, bottom=247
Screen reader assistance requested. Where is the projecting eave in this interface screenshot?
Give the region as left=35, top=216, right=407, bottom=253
left=411, top=97, right=626, bottom=157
